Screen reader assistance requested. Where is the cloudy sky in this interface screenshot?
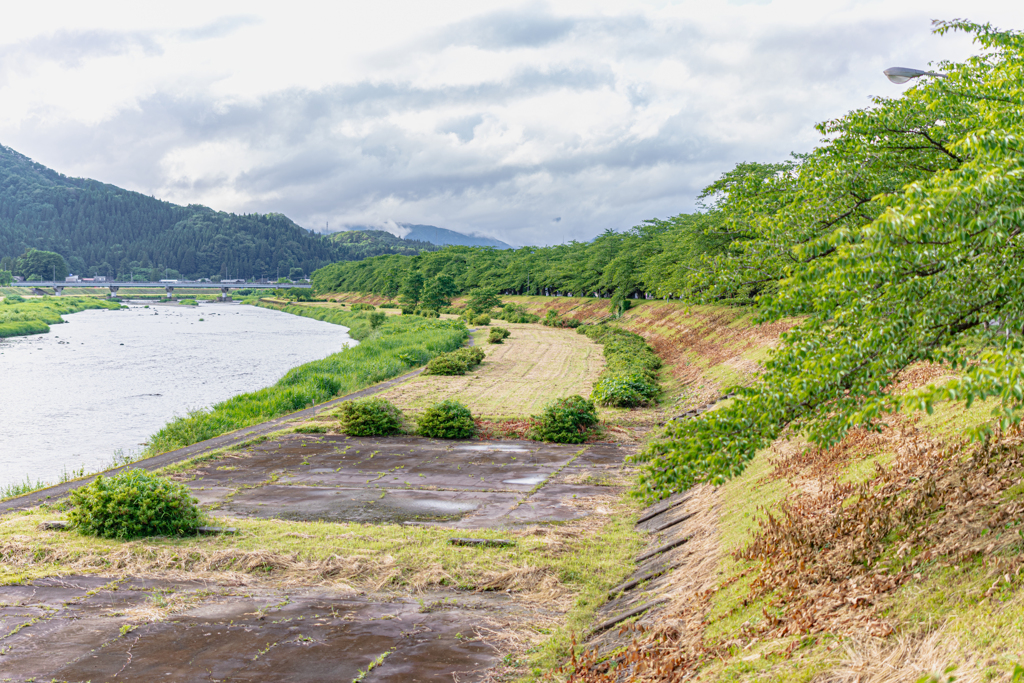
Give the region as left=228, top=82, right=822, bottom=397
left=1, top=0, right=1021, bottom=246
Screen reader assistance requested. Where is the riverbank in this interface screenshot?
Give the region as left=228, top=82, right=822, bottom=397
left=1, top=302, right=359, bottom=494
left=15, top=295, right=1019, bottom=680
left=143, top=307, right=467, bottom=455
left=0, top=295, right=122, bottom=338
left=0, top=310, right=664, bottom=681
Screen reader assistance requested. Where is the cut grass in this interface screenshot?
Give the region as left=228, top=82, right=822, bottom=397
left=0, top=498, right=642, bottom=608
left=376, top=323, right=606, bottom=419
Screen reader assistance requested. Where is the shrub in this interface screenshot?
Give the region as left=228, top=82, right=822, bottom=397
left=336, top=397, right=403, bottom=436
left=423, top=346, right=485, bottom=375
left=421, top=309, right=440, bottom=318
left=401, top=306, right=415, bottom=315
left=67, top=469, right=205, bottom=539
left=423, top=354, right=469, bottom=375
left=424, top=347, right=484, bottom=374
left=533, top=395, right=599, bottom=443
left=542, top=310, right=580, bottom=328
left=418, top=400, right=475, bottom=439
left=379, top=302, right=400, bottom=309
left=581, top=325, right=662, bottom=407
left=454, top=346, right=485, bottom=365
left=351, top=303, right=376, bottom=311
left=495, top=303, right=540, bottom=324
left=472, top=314, right=491, bottom=326
left=489, top=327, right=510, bottom=344
left=368, top=311, right=386, bottom=329
left=3, top=293, right=26, bottom=304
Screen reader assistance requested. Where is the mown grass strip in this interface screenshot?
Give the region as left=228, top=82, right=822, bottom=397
left=577, top=324, right=662, bottom=407
left=145, top=307, right=468, bottom=455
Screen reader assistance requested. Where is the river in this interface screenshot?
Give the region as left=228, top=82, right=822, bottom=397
left=0, top=302, right=355, bottom=488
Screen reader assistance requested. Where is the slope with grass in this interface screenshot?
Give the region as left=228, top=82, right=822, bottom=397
left=566, top=366, right=1024, bottom=682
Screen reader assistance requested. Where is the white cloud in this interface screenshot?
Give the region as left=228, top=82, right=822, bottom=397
left=1, top=0, right=1022, bottom=246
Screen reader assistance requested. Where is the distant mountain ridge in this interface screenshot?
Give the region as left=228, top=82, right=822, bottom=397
left=327, top=229, right=440, bottom=256
left=0, top=145, right=441, bottom=280
left=343, top=223, right=511, bottom=249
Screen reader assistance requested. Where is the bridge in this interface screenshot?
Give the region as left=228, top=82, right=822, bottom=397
left=10, top=281, right=312, bottom=299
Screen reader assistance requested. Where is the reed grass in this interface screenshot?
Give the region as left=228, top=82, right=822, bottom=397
left=0, top=297, right=121, bottom=338
left=145, top=307, right=467, bottom=454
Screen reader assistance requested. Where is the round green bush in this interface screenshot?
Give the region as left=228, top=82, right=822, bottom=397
left=336, top=397, right=403, bottom=436
left=417, top=400, right=476, bottom=439
left=533, top=395, right=599, bottom=443
left=472, top=314, right=491, bottom=326
left=424, top=347, right=485, bottom=375
left=68, top=469, right=205, bottom=539
left=488, top=327, right=511, bottom=344
left=424, top=354, right=470, bottom=375
left=591, top=372, right=658, bottom=408
left=453, top=347, right=485, bottom=366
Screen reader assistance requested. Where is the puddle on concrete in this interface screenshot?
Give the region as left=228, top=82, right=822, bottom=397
left=392, top=498, right=478, bottom=515
left=502, top=475, right=548, bottom=486
left=455, top=444, right=530, bottom=452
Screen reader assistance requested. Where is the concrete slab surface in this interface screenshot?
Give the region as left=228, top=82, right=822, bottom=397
left=0, top=576, right=508, bottom=682
left=181, top=435, right=631, bottom=529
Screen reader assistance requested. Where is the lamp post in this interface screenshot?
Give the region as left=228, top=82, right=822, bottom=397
left=884, top=67, right=946, bottom=84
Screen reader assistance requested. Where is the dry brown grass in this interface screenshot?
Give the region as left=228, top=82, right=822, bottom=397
left=824, top=627, right=985, bottom=683
left=376, top=323, right=605, bottom=418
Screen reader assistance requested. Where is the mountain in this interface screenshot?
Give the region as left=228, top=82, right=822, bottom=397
left=0, top=145, right=437, bottom=281
left=328, top=229, right=440, bottom=258
left=345, top=223, right=511, bottom=249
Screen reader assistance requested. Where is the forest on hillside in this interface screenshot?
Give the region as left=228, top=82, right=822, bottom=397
left=0, top=146, right=436, bottom=280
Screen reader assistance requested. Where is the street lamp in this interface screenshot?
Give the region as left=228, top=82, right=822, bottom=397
left=884, top=67, right=946, bottom=84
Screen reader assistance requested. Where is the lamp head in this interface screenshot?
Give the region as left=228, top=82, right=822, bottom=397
left=884, top=67, right=928, bottom=84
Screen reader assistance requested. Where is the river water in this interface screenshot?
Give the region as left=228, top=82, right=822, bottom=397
left=0, top=302, right=355, bottom=488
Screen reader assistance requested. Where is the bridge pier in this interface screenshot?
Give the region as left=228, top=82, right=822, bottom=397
left=53, top=286, right=63, bottom=296
left=165, top=286, right=174, bottom=300
left=219, top=286, right=232, bottom=302
left=108, top=286, right=119, bottom=298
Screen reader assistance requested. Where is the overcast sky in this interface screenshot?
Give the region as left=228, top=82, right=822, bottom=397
left=1, top=0, right=1021, bottom=246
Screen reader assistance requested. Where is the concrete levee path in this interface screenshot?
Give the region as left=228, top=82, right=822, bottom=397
left=0, top=367, right=427, bottom=513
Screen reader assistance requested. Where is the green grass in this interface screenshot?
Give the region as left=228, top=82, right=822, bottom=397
left=515, top=510, right=645, bottom=680
left=145, top=306, right=468, bottom=454
left=0, top=502, right=642, bottom=596
left=0, top=296, right=121, bottom=338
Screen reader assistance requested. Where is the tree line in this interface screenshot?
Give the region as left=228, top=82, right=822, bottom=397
left=311, top=211, right=733, bottom=312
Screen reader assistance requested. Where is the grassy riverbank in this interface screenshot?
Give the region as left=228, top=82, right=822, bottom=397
left=145, top=305, right=467, bottom=455
left=0, top=296, right=122, bottom=338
